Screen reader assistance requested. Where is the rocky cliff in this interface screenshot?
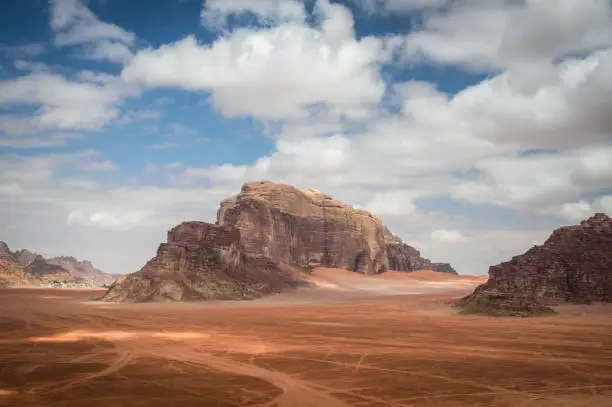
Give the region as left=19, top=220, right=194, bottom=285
left=103, top=181, right=452, bottom=302
left=217, top=181, right=437, bottom=274
left=102, top=221, right=305, bottom=302
left=458, top=213, right=612, bottom=316
left=0, top=241, right=113, bottom=288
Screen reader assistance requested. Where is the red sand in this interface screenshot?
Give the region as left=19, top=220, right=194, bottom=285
left=1, top=271, right=611, bottom=407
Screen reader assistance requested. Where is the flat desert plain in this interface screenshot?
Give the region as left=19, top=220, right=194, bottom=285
left=1, top=269, right=612, bottom=407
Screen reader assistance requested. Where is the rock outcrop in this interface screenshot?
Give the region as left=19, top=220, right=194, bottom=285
left=0, top=241, right=113, bottom=288
left=458, top=213, right=612, bottom=316
left=102, top=222, right=305, bottom=302
left=431, top=263, right=458, bottom=275
left=217, top=181, right=438, bottom=275
left=103, top=181, right=453, bottom=302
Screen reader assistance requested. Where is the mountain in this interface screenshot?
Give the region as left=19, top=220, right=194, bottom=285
left=457, top=213, right=612, bottom=316
left=0, top=242, right=114, bottom=288
left=103, top=180, right=453, bottom=302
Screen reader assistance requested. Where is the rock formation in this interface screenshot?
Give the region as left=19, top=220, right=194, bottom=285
left=103, top=180, right=453, bottom=302
left=46, top=256, right=115, bottom=286
left=458, top=213, right=612, bottom=316
left=102, top=221, right=305, bottom=302
left=217, top=181, right=439, bottom=274
left=431, top=263, right=458, bottom=275
left=0, top=241, right=113, bottom=288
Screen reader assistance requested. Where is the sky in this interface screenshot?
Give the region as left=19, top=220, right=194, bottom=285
left=0, top=0, right=611, bottom=276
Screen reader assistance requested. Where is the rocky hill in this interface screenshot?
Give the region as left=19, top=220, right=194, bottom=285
left=431, top=263, right=458, bottom=275
left=0, top=241, right=113, bottom=288
left=216, top=181, right=438, bottom=274
left=103, top=180, right=453, bottom=302
left=457, top=213, right=612, bottom=316
left=102, top=221, right=306, bottom=302
left=46, top=256, right=115, bottom=286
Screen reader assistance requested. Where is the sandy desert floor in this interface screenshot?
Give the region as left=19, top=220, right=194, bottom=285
left=1, top=269, right=611, bottom=407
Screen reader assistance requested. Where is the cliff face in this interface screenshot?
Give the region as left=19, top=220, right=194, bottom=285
left=217, top=181, right=435, bottom=275
left=458, top=213, right=612, bottom=316
left=101, top=222, right=304, bottom=302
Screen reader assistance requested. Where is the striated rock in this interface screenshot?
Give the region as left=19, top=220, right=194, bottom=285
left=458, top=213, right=612, bottom=316
left=431, top=263, right=458, bottom=275
left=217, top=181, right=438, bottom=275
left=102, top=222, right=305, bottom=302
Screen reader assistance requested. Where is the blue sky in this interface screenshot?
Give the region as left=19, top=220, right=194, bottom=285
left=0, top=0, right=611, bottom=275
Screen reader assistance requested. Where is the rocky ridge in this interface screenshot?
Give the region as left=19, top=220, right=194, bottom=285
left=0, top=241, right=113, bottom=288
left=103, top=181, right=453, bottom=302
left=458, top=213, right=612, bottom=316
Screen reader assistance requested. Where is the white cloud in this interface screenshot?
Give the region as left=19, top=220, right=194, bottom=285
left=451, top=145, right=612, bottom=210
left=50, top=0, right=136, bottom=62
left=430, top=229, right=467, bottom=243
left=122, top=0, right=385, bottom=120
left=0, top=71, right=132, bottom=135
left=79, top=160, right=118, bottom=172
left=67, top=209, right=154, bottom=231
left=400, top=0, right=612, bottom=70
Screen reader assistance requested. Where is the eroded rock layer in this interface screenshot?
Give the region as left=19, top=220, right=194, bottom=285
left=458, top=213, right=612, bottom=316
left=102, top=222, right=304, bottom=302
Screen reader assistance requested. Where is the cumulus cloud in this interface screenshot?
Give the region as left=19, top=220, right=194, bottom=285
left=122, top=0, right=385, bottom=120
left=0, top=71, right=129, bottom=135
left=399, top=0, right=612, bottom=70
left=50, top=0, right=136, bottom=62
left=430, top=229, right=466, bottom=243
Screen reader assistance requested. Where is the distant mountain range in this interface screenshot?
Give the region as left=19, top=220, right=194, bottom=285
left=0, top=241, right=115, bottom=288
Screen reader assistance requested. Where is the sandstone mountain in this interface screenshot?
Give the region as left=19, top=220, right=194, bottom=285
left=103, top=180, right=452, bottom=302
left=0, top=241, right=113, bottom=288
left=216, top=181, right=439, bottom=274
left=458, top=213, right=612, bottom=316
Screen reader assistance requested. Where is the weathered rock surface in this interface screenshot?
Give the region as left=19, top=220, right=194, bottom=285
left=102, top=222, right=305, bottom=302
left=0, top=241, right=112, bottom=288
left=217, top=181, right=440, bottom=274
left=458, top=213, right=612, bottom=316
left=103, top=181, right=453, bottom=303
left=431, top=263, right=458, bottom=275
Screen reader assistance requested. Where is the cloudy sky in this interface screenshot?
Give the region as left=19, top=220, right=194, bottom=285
left=1, top=0, right=611, bottom=276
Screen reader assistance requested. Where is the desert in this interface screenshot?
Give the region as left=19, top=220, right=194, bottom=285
left=1, top=270, right=612, bottom=407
